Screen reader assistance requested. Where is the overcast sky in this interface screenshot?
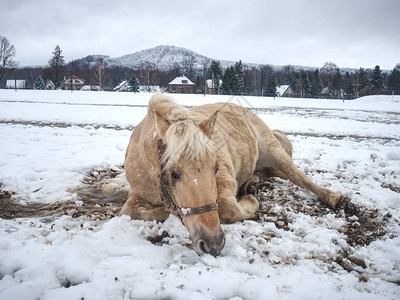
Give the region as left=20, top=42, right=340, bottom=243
left=1, top=0, right=399, bottom=69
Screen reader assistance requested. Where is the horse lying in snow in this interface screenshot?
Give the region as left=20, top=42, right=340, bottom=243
left=120, top=93, right=346, bottom=256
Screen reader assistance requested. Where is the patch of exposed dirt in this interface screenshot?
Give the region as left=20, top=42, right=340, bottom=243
left=254, top=174, right=391, bottom=248
left=0, top=166, right=129, bottom=221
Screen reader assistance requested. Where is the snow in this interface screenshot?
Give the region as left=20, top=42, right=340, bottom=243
left=106, top=45, right=209, bottom=71
left=276, top=85, right=290, bottom=97
left=169, top=75, right=195, bottom=85
left=113, top=80, right=128, bottom=92
left=1, top=90, right=400, bottom=299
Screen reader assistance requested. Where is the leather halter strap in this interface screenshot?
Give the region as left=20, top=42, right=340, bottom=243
left=157, top=139, right=218, bottom=222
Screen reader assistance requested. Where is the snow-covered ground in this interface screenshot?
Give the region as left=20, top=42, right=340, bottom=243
left=0, top=90, right=399, bottom=299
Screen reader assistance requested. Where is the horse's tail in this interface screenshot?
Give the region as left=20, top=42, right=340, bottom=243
left=272, top=129, right=293, bottom=158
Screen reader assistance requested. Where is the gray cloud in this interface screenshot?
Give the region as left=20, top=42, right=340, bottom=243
left=1, top=0, right=399, bottom=69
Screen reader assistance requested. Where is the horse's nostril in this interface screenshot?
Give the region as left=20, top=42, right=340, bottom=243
left=197, top=239, right=224, bottom=256
left=198, top=240, right=208, bottom=254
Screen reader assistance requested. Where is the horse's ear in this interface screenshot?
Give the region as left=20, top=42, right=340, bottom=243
left=154, top=111, right=171, bottom=139
left=199, top=109, right=219, bottom=137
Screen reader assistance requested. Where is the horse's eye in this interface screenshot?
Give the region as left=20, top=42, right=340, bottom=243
left=171, top=171, right=180, bottom=180
left=215, top=165, right=219, bottom=174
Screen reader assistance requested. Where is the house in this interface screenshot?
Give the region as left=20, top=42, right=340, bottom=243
left=45, top=80, right=55, bottom=90
left=168, top=75, right=195, bottom=94
left=61, top=75, right=85, bottom=90
left=6, top=80, right=26, bottom=89
left=276, top=85, right=293, bottom=97
left=205, top=79, right=222, bottom=94
left=139, top=85, right=160, bottom=93
left=80, top=85, right=101, bottom=91
left=113, top=80, right=130, bottom=92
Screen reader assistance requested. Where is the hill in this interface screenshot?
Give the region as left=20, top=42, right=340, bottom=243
left=74, top=45, right=252, bottom=71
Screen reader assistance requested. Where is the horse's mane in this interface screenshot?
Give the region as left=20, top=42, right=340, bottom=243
left=149, top=94, right=215, bottom=170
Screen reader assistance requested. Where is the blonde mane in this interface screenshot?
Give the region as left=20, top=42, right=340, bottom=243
left=149, top=94, right=215, bottom=170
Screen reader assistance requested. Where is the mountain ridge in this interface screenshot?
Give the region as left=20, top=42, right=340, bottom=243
left=73, top=45, right=270, bottom=71
left=71, top=45, right=366, bottom=73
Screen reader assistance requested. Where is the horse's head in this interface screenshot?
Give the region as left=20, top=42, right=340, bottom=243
left=155, top=108, right=225, bottom=256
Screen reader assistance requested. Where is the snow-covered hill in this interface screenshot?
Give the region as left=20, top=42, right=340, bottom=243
left=74, top=45, right=247, bottom=71
left=109, top=45, right=209, bottom=70
left=64, top=45, right=363, bottom=73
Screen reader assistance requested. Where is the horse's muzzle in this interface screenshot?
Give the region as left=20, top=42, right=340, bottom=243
left=191, top=226, right=226, bottom=256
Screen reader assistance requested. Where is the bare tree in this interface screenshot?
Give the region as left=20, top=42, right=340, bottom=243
left=90, top=58, right=110, bottom=90
left=8, top=60, right=20, bottom=91
left=320, top=62, right=339, bottom=97
left=137, top=62, right=159, bottom=92
left=0, top=36, right=17, bottom=82
left=181, top=53, right=196, bottom=79
left=201, top=57, right=210, bottom=95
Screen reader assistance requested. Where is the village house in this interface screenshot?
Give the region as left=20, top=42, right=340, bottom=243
left=80, top=85, right=101, bottom=91
left=113, top=80, right=160, bottom=93
left=276, top=85, right=293, bottom=97
left=205, top=79, right=223, bottom=94
left=168, top=75, right=195, bottom=94
left=61, top=75, right=85, bottom=90
left=6, top=80, right=26, bottom=89
left=139, top=85, right=160, bottom=93
left=113, top=80, right=130, bottom=92
left=45, top=80, right=55, bottom=90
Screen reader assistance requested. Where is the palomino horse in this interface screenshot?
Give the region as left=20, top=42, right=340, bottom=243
left=120, top=94, right=345, bottom=256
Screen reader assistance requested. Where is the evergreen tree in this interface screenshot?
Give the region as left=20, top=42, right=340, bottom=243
left=207, top=61, right=223, bottom=94
left=221, top=66, right=234, bottom=95
left=233, top=60, right=244, bottom=95
left=369, top=65, right=384, bottom=91
left=305, top=71, right=312, bottom=98
left=260, top=65, right=274, bottom=93
left=265, top=75, right=277, bottom=97
left=221, top=61, right=244, bottom=96
left=332, top=68, right=342, bottom=98
left=310, top=70, right=322, bottom=98
left=358, top=68, right=368, bottom=88
left=34, top=77, right=46, bottom=90
left=207, top=60, right=223, bottom=79
left=388, top=64, right=400, bottom=94
left=128, top=75, right=140, bottom=93
left=343, top=72, right=353, bottom=98
left=48, top=45, right=66, bottom=88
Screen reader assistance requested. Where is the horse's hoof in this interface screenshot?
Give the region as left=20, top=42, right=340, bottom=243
left=336, top=195, right=351, bottom=211
left=247, top=182, right=259, bottom=195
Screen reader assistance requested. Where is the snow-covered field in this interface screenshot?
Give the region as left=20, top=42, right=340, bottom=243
left=0, top=90, right=399, bottom=299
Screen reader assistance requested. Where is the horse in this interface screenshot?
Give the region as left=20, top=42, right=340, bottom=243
left=119, top=93, right=346, bottom=256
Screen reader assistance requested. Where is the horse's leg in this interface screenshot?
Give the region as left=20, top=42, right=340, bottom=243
left=237, top=174, right=259, bottom=198
left=216, top=172, right=259, bottom=224
left=119, top=193, right=170, bottom=222
left=257, top=131, right=343, bottom=208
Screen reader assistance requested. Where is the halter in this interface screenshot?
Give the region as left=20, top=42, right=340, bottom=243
left=157, top=139, right=219, bottom=223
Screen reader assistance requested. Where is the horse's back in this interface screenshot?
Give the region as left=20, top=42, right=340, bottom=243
left=190, top=102, right=259, bottom=186
left=125, top=113, right=161, bottom=203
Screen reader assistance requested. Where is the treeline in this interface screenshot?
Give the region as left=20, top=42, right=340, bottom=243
left=216, top=61, right=400, bottom=99
left=5, top=58, right=400, bottom=99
